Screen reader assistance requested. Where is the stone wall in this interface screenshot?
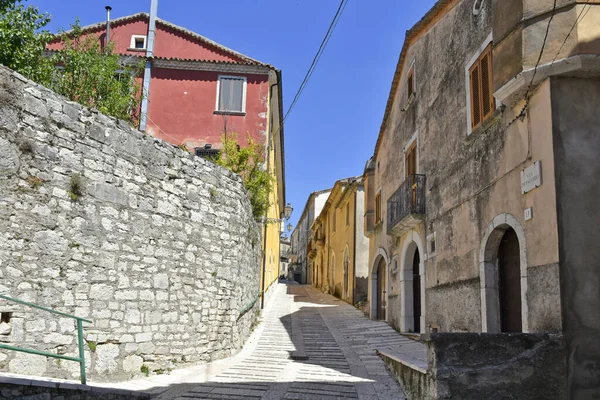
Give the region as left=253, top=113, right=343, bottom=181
left=0, top=66, right=262, bottom=382
left=428, top=333, right=566, bottom=399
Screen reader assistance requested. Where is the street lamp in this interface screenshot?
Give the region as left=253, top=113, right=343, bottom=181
left=287, top=223, right=293, bottom=232
left=266, top=202, right=294, bottom=224
left=283, top=203, right=293, bottom=220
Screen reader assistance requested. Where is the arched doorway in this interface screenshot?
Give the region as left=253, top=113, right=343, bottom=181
left=412, top=249, right=421, bottom=333
left=480, top=213, right=528, bottom=333
left=498, top=228, right=522, bottom=332
left=400, top=233, right=425, bottom=333
left=376, top=258, right=387, bottom=320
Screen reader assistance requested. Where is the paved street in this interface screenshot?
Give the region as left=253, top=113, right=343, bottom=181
left=156, top=282, right=421, bottom=400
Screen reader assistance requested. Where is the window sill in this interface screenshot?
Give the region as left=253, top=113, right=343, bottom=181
left=468, top=107, right=503, bottom=137
left=127, top=48, right=147, bottom=52
left=401, top=93, right=416, bottom=112
left=214, top=110, right=246, bottom=116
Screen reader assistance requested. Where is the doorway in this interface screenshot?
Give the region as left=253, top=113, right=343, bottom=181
left=412, top=249, right=421, bottom=333
left=376, top=258, right=387, bottom=320
left=498, top=228, right=522, bottom=332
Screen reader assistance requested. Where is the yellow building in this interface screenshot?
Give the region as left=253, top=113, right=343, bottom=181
left=310, top=178, right=369, bottom=306
left=260, top=69, right=287, bottom=306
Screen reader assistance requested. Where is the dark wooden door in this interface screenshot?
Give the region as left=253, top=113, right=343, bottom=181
left=377, top=259, right=386, bottom=320
left=413, top=250, right=421, bottom=333
left=498, top=228, right=522, bottom=332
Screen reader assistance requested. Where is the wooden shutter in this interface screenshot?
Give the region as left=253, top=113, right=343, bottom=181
left=470, top=44, right=495, bottom=130
left=470, top=63, right=481, bottom=129
left=406, top=142, right=417, bottom=178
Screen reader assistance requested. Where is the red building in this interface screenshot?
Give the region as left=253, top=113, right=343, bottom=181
left=48, top=11, right=283, bottom=153
left=48, top=8, right=286, bottom=294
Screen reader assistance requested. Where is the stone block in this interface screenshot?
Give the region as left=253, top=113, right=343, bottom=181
left=94, top=343, right=120, bottom=374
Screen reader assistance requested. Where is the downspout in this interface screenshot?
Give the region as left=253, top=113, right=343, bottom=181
left=139, top=0, right=158, bottom=132
left=105, top=6, right=112, bottom=48
left=260, top=75, right=280, bottom=309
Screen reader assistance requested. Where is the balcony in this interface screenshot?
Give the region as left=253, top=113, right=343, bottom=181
left=387, top=174, right=426, bottom=237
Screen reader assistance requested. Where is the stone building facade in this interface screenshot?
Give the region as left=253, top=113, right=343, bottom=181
left=362, top=0, right=600, bottom=395
left=0, top=66, right=262, bottom=382
left=309, top=178, right=369, bottom=307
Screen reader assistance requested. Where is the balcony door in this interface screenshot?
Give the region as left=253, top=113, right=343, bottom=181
left=406, top=142, right=417, bottom=206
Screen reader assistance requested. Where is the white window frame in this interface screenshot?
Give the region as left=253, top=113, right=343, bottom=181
left=130, top=35, right=147, bottom=50
left=215, top=75, right=247, bottom=114
left=465, top=32, right=497, bottom=135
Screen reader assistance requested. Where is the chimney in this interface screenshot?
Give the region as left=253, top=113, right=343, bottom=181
left=105, top=6, right=112, bottom=47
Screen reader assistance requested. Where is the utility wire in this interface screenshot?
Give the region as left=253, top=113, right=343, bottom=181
left=507, top=0, right=557, bottom=127
left=283, top=0, right=349, bottom=123
left=542, top=1, right=592, bottom=81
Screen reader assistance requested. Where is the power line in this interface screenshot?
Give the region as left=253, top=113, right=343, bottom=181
left=542, top=1, right=592, bottom=81
left=507, top=0, right=557, bottom=127
left=283, top=0, right=349, bottom=123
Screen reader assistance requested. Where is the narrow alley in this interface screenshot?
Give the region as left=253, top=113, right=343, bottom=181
left=156, top=282, right=425, bottom=400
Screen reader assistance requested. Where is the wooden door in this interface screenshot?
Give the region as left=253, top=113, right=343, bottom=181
left=377, top=259, right=387, bottom=320
left=498, top=228, right=522, bottom=332
left=413, top=250, right=421, bottom=333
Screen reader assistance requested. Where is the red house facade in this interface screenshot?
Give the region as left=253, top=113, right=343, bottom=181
left=47, top=12, right=280, bottom=152
left=48, top=9, right=287, bottom=297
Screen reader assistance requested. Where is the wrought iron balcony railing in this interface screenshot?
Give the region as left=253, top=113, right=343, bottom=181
left=387, top=174, right=426, bottom=236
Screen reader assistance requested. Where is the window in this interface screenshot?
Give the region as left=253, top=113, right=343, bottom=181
left=129, top=35, right=147, bottom=50
left=407, top=66, right=415, bottom=100
left=375, top=192, right=382, bottom=224
left=216, top=76, right=247, bottom=114
left=345, top=202, right=350, bottom=226
left=427, top=232, right=437, bottom=257
left=469, top=43, right=495, bottom=131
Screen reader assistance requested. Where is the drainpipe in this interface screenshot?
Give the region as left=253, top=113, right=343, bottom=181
left=105, top=6, right=112, bottom=48
left=260, top=76, right=280, bottom=309
left=139, top=0, right=158, bottom=132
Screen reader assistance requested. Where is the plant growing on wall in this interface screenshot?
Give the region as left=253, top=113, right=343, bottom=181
left=44, top=20, right=144, bottom=125
left=215, top=133, right=272, bottom=220
left=0, top=2, right=143, bottom=124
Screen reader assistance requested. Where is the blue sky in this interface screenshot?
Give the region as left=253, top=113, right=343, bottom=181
left=28, top=0, right=437, bottom=230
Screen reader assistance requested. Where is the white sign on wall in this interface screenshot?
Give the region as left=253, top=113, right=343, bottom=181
left=521, top=161, right=542, bottom=194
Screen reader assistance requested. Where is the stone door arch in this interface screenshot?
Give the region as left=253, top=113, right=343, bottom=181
left=480, top=213, right=528, bottom=333
left=400, top=231, right=426, bottom=333
left=370, top=248, right=389, bottom=320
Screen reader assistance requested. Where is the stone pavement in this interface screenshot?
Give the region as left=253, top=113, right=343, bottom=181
left=155, top=282, right=425, bottom=400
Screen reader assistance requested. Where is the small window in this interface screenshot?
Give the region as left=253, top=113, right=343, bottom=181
left=469, top=43, right=495, bottom=130
left=427, top=232, right=437, bottom=257
left=407, top=66, right=415, bottom=100
left=375, top=192, right=382, bottom=224
left=216, top=76, right=247, bottom=113
left=129, top=35, right=147, bottom=50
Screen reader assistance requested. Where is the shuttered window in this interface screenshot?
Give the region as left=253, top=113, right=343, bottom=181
left=408, top=67, right=415, bottom=100
left=375, top=192, right=382, bottom=224
left=217, top=76, right=246, bottom=113
left=469, top=44, right=494, bottom=130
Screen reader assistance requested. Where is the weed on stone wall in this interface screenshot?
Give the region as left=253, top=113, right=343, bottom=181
left=67, top=173, right=83, bottom=201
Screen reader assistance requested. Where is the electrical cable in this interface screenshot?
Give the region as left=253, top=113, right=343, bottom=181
left=283, top=0, right=348, bottom=123
left=506, top=0, right=557, bottom=127
left=541, top=1, right=592, bottom=81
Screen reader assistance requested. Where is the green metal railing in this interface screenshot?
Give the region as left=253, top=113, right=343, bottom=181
left=0, top=294, right=92, bottom=384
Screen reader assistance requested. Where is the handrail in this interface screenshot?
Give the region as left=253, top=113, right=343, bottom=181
left=0, top=294, right=92, bottom=384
